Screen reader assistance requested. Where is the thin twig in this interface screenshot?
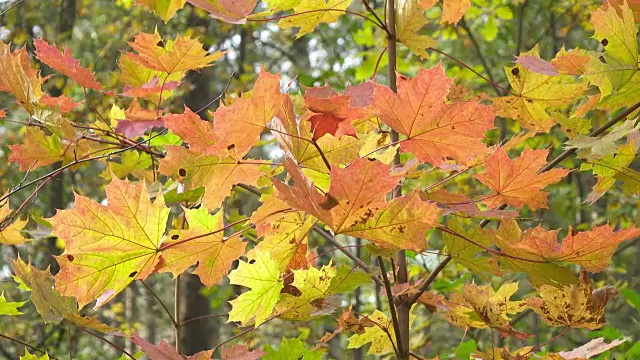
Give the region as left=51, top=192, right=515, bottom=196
left=314, top=226, right=384, bottom=287
left=459, top=17, right=503, bottom=96
left=0, top=0, right=23, bottom=16
left=0, top=129, right=168, bottom=203
left=377, top=256, right=403, bottom=354
left=139, top=280, right=177, bottom=327
left=79, top=328, right=135, bottom=360
left=0, top=332, right=59, bottom=359
left=406, top=255, right=452, bottom=305
left=359, top=0, right=388, bottom=33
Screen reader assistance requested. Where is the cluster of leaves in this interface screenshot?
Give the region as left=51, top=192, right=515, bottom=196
left=1, top=0, right=639, bottom=359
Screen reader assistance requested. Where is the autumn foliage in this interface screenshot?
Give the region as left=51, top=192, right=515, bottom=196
left=1, top=0, right=639, bottom=359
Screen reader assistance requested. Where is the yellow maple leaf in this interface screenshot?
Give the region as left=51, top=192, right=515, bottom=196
left=491, top=46, right=588, bottom=132
left=277, top=0, right=351, bottom=38
left=397, top=0, right=437, bottom=59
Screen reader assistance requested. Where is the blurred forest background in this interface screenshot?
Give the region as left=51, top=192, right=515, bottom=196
left=0, top=0, right=639, bottom=358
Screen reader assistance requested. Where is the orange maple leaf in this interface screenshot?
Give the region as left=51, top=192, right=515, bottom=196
left=209, top=70, right=286, bottom=156
left=273, top=157, right=442, bottom=250
left=510, top=224, right=640, bottom=272
left=126, top=30, right=224, bottom=74
left=475, top=147, right=570, bottom=210
left=34, top=39, right=103, bottom=90
left=303, top=85, right=370, bottom=140
left=372, top=63, right=495, bottom=166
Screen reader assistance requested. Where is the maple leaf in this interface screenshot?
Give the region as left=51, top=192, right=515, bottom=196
left=0, top=291, right=25, bottom=315
left=276, top=0, right=351, bottom=39
left=510, top=223, right=640, bottom=273
left=126, top=30, right=224, bottom=74
left=274, top=157, right=441, bottom=250
left=373, top=64, right=496, bottom=166
left=163, top=106, right=215, bottom=152
left=491, top=46, right=588, bottom=132
left=114, top=99, right=165, bottom=138
left=303, top=85, right=370, bottom=140
left=221, top=344, right=265, bottom=360
left=50, top=178, right=169, bottom=308
left=492, top=218, right=578, bottom=287
left=249, top=193, right=316, bottom=271
left=461, top=282, right=530, bottom=339
left=348, top=307, right=416, bottom=355
left=474, top=147, right=571, bottom=210
left=136, top=0, right=186, bottom=22
left=270, top=97, right=365, bottom=173
left=187, top=0, right=257, bottom=24
left=275, top=264, right=337, bottom=320
left=132, top=335, right=213, bottom=360
left=341, top=191, right=442, bottom=251
left=11, top=258, right=115, bottom=333
left=558, top=337, right=629, bottom=359
left=118, top=53, right=184, bottom=98
left=39, top=94, right=81, bottom=114
left=122, top=76, right=180, bottom=104
left=550, top=47, right=590, bottom=76
left=514, top=55, right=559, bottom=76
left=420, top=0, right=472, bottom=25
left=107, top=150, right=155, bottom=182
left=586, top=1, right=638, bottom=97
left=443, top=218, right=501, bottom=276
left=397, top=0, right=437, bottom=58
left=34, top=39, right=103, bottom=90
left=20, top=351, right=50, bottom=360
left=210, top=70, right=286, bottom=157
left=264, top=337, right=324, bottom=360
left=527, top=272, right=619, bottom=330
left=159, top=145, right=266, bottom=210
left=159, top=207, right=246, bottom=287
left=9, top=127, right=64, bottom=171
left=227, top=250, right=284, bottom=326
left=0, top=197, right=29, bottom=245
left=0, top=42, right=43, bottom=114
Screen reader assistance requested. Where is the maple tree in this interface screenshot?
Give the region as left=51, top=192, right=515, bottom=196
left=0, top=0, right=639, bottom=359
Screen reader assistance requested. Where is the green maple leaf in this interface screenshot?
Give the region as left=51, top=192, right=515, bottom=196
left=0, top=291, right=25, bottom=316
left=20, top=350, right=50, bottom=360
left=263, top=337, right=323, bottom=360
left=228, top=250, right=284, bottom=326
left=276, top=0, right=351, bottom=38
left=586, top=1, right=639, bottom=97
